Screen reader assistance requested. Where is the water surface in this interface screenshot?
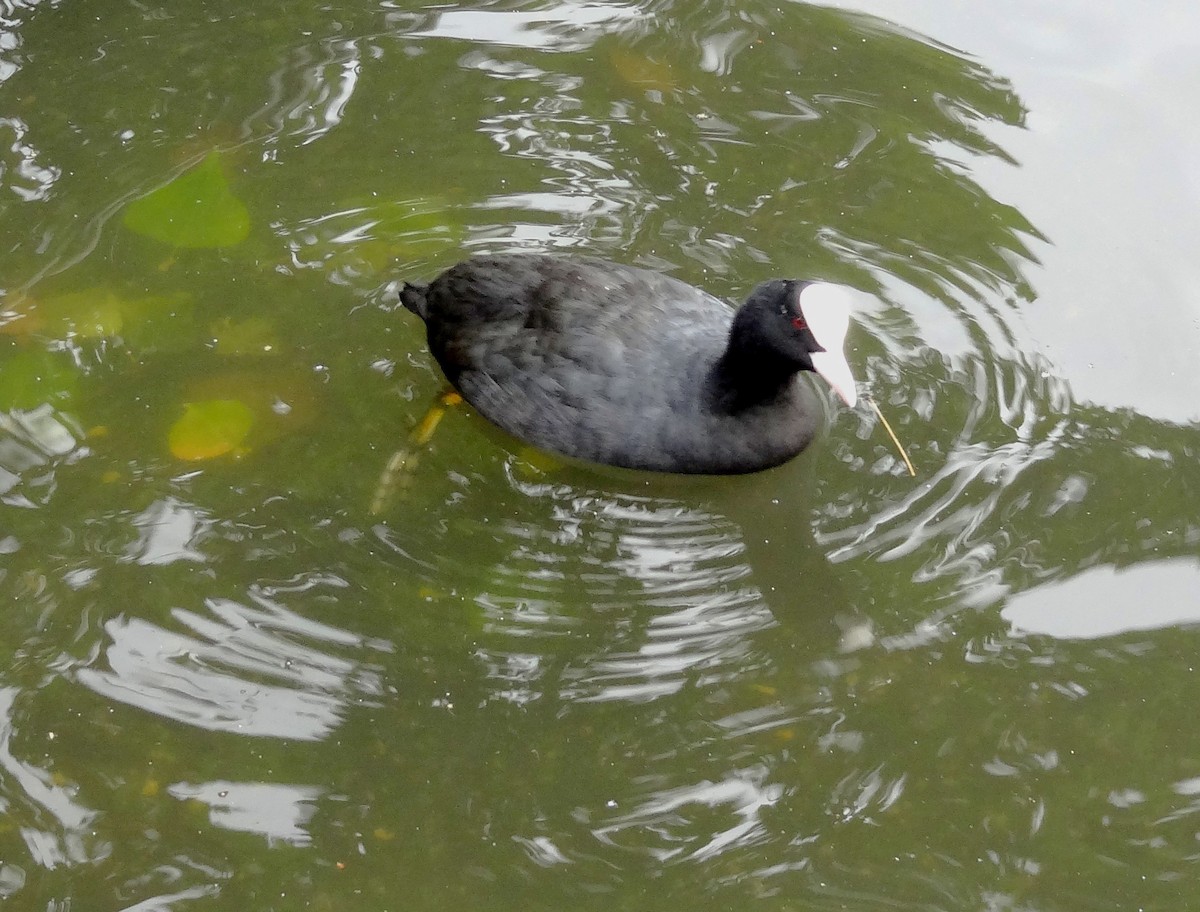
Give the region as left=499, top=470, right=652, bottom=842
left=2, top=0, right=1199, bottom=909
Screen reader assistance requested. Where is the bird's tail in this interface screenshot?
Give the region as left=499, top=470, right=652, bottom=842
left=399, top=282, right=429, bottom=320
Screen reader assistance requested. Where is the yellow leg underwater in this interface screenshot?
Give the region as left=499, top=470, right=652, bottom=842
left=370, top=388, right=463, bottom=515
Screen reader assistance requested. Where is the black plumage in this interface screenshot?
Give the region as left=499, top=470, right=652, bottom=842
left=400, top=253, right=856, bottom=474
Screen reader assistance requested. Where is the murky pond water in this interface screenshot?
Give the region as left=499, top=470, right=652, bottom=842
left=2, top=0, right=1199, bottom=909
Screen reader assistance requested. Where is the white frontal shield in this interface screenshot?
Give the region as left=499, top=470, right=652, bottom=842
left=798, top=283, right=858, bottom=408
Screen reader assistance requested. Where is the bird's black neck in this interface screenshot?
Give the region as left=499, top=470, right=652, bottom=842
left=709, top=336, right=799, bottom=413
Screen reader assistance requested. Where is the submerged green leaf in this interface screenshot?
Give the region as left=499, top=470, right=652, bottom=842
left=37, top=289, right=124, bottom=339
left=117, top=292, right=196, bottom=352
left=123, top=152, right=250, bottom=248
left=209, top=316, right=279, bottom=356
left=0, top=349, right=78, bottom=410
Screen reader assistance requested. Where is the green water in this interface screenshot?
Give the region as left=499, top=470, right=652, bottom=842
left=2, top=0, right=1199, bottom=909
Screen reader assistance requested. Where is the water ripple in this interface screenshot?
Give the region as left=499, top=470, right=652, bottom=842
left=473, top=474, right=778, bottom=705
left=242, top=38, right=363, bottom=148
left=0, top=406, right=81, bottom=507
left=593, top=765, right=781, bottom=862
left=408, top=2, right=641, bottom=51
left=0, top=688, right=100, bottom=868
left=75, top=586, right=384, bottom=739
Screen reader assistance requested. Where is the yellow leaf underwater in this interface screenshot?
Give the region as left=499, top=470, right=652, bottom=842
left=609, top=48, right=677, bottom=93
left=1, top=289, right=123, bottom=339
left=168, top=399, right=254, bottom=461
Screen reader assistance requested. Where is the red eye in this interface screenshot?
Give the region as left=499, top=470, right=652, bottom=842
left=791, top=316, right=808, bottom=331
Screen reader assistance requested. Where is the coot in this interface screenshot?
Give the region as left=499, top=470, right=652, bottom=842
left=400, top=253, right=857, bottom=474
